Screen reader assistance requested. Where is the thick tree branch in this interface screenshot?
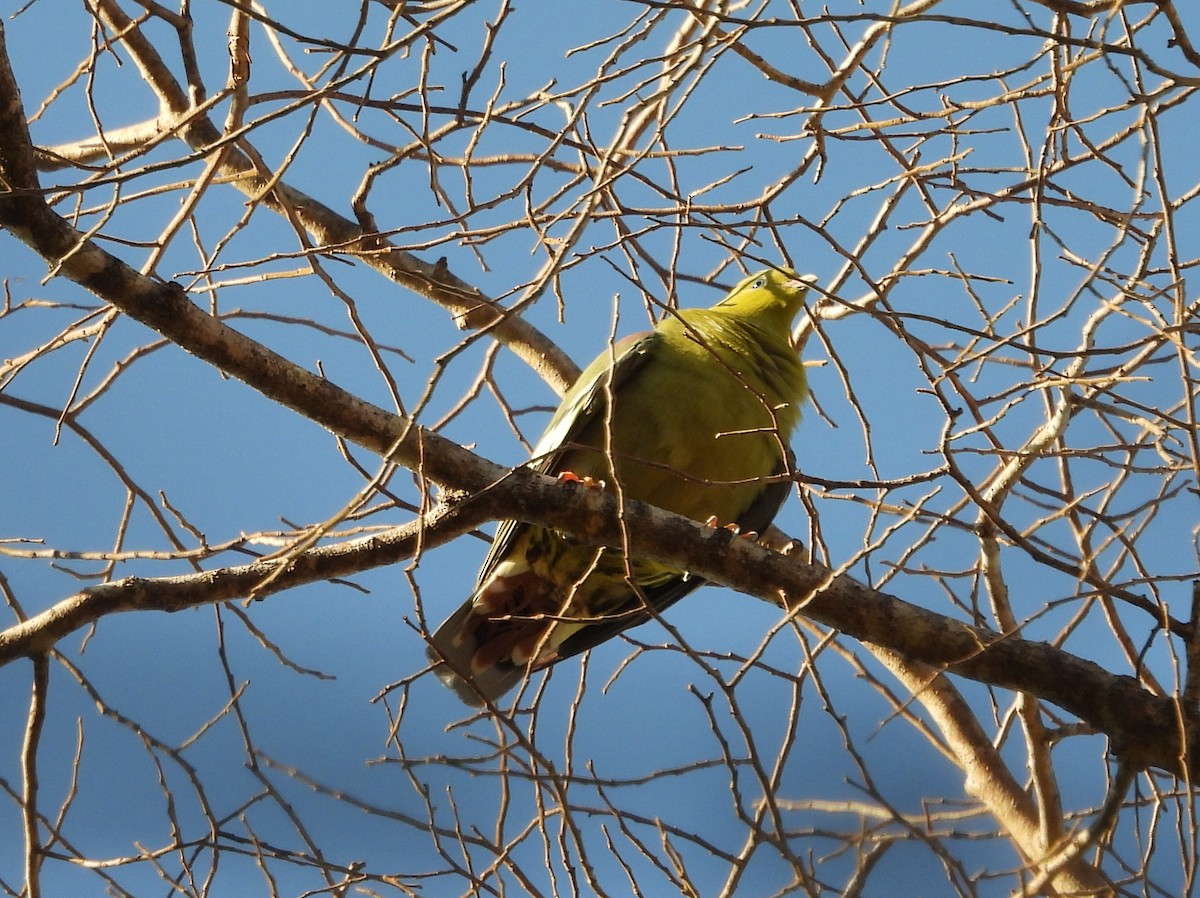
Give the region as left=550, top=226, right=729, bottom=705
left=0, top=457, right=1194, bottom=779
left=2, top=14, right=1195, bottom=782
left=4, top=3, right=1198, bottom=893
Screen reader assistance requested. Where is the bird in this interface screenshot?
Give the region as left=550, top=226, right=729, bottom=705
left=427, top=268, right=813, bottom=705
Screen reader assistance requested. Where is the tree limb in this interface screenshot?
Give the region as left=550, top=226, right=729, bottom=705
left=1, top=11, right=1194, bottom=785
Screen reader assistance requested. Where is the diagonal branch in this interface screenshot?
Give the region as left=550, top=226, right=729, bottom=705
left=2, top=11, right=1195, bottom=786
left=0, top=459, right=1194, bottom=780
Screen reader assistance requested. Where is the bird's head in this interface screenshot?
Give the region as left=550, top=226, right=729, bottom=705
left=711, top=268, right=817, bottom=331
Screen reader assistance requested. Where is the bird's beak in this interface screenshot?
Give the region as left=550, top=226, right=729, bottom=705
left=783, top=274, right=818, bottom=292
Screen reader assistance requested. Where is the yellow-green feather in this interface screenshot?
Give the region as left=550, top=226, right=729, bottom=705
left=428, top=268, right=811, bottom=705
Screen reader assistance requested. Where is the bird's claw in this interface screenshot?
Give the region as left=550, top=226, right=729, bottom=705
left=704, top=517, right=758, bottom=540
left=557, top=471, right=606, bottom=490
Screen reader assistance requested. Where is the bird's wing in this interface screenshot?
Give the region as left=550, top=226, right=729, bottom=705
left=473, top=328, right=660, bottom=587
left=734, top=444, right=796, bottom=535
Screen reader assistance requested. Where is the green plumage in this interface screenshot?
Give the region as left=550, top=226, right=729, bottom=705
left=428, top=269, right=812, bottom=705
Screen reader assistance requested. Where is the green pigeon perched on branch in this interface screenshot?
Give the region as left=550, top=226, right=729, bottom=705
left=427, top=268, right=814, bottom=705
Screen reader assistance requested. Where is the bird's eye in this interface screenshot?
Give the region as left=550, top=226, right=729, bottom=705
left=753, top=277, right=766, bottom=289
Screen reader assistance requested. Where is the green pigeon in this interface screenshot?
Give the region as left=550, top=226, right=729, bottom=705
left=428, top=268, right=813, bottom=705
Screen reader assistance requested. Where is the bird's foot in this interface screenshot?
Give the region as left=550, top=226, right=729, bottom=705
left=557, top=471, right=606, bottom=490
left=703, top=516, right=759, bottom=541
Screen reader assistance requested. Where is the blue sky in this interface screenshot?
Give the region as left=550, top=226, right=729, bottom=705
left=2, top=2, right=1198, bottom=895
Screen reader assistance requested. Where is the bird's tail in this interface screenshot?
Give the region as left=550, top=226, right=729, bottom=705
left=426, top=603, right=523, bottom=707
